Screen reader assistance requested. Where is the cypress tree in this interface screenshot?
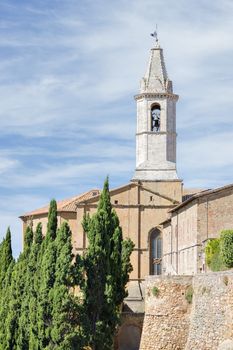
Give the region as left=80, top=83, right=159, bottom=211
left=0, top=236, right=5, bottom=307
left=37, top=199, right=58, bottom=348
left=0, top=227, right=13, bottom=289
left=83, top=178, right=134, bottom=350
left=46, top=199, right=57, bottom=241
left=16, top=223, right=43, bottom=350
left=0, top=260, right=15, bottom=350
left=37, top=241, right=56, bottom=348
left=0, top=236, right=5, bottom=301
left=0, top=229, right=14, bottom=350
left=0, top=187, right=133, bottom=350
left=28, top=223, right=43, bottom=350
left=8, top=225, right=33, bottom=350
left=49, top=222, right=84, bottom=349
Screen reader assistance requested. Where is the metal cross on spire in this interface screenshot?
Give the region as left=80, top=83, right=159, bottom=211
left=150, top=25, right=159, bottom=47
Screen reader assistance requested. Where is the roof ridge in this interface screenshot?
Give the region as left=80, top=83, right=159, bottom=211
left=170, top=182, right=233, bottom=213
left=61, top=189, right=100, bottom=210
left=20, top=188, right=100, bottom=218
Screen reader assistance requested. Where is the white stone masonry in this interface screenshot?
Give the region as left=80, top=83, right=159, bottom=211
left=132, top=42, right=179, bottom=181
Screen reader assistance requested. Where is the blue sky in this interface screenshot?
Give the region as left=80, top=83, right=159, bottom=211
left=0, top=0, right=233, bottom=256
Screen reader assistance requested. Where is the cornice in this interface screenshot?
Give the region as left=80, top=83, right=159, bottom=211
left=134, top=92, right=179, bottom=101
left=76, top=203, right=174, bottom=209
left=136, top=131, right=177, bottom=136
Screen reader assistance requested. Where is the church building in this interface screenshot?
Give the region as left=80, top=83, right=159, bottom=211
left=20, top=36, right=233, bottom=349
left=21, top=36, right=183, bottom=292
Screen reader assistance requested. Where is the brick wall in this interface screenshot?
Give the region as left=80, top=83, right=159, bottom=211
left=162, top=185, right=233, bottom=276
left=198, top=187, right=233, bottom=242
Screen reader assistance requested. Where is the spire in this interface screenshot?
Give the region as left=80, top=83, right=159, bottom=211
left=140, top=35, right=173, bottom=94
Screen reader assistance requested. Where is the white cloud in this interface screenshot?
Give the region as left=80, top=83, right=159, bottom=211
left=0, top=156, right=19, bottom=174
left=179, top=131, right=233, bottom=169
left=0, top=0, right=233, bottom=256
left=0, top=159, right=133, bottom=190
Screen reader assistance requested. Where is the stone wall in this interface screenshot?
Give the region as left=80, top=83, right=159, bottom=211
left=115, top=313, right=144, bottom=350
left=162, top=184, right=233, bottom=277
left=140, top=271, right=233, bottom=350
left=185, top=271, right=233, bottom=350
left=140, top=275, right=193, bottom=350
left=198, top=187, right=233, bottom=242
left=163, top=201, right=199, bottom=275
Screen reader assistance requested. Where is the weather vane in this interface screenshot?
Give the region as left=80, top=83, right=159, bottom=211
left=150, top=25, right=159, bottom=45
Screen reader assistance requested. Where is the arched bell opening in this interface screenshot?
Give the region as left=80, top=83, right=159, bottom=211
left=149, top=228, right=162, bottom=275
left=151, top=104, right=161, bottom=132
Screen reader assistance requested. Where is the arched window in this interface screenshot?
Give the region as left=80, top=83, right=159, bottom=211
left=151, top=104, right=161, bottom=132
left=150, top=229, right=162, bottom=275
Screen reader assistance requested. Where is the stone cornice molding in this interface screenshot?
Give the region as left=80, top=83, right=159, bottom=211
left=136, top=131, right=177, bottom=136
left=134, top=92, right=179, bottom=101
left=135, top=168, right=177, bottom=172
left=76, top=203, right=174, bottom=209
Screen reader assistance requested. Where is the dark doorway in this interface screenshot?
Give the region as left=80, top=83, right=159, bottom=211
left=117, top=324, right=141, bottom=350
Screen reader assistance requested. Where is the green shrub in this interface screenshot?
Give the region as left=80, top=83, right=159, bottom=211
left=205, top=238, right=226, bottom=271
left=205, top=239, right=220, bottom=267
left=151, top=286, right=159, bottom=297
left=185, top=286, right=193, bottom=304
left=220, top=230, right=233, bottom=268
left=210, top=250, right=225, bottom=271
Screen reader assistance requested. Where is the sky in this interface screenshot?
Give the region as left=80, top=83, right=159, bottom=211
left=0, top=0, right=233, bottom=256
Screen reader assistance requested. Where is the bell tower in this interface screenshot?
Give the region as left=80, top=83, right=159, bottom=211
left=132, top=37, right=179, bottom=181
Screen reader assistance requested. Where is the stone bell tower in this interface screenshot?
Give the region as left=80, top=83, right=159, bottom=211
left=132, top=36, right=179, bottom=181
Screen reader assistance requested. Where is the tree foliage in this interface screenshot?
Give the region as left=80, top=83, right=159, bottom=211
left=0, top=227, right=13, bottom=290
left=205, top=231, right=233, bottom=271
left=205, top=238, right=226, bottom=271
left=0, top=228, right=14, bottom=349
left=205, top=238, right=220, bottom=267
left=83, top=178, right=134, bottom=350
left=50, top=222, right=84, bottom=349
left=37, top=199, right=58, bottom=348
left=220, top=230, right=233, bottom=268
left=0, top=179, right=134, bottom=349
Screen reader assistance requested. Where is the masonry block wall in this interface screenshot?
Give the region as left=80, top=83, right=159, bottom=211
left=140, top=271, right=233, bottom=350
left=185, top=271, right=233, bottom=349
left=140, top=275, right=193, bottom=350
left=162, top=185, right=233, bottom=276
left=198, top=187, right=233, bottom=242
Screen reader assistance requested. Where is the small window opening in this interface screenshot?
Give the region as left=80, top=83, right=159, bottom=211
left=114, top=200, right=118, bottom=205
left=151, top=104, right=161, bottom=132
left=150, top=196, right=153, bottom=202
left=150, top=229, right=162, bottom=275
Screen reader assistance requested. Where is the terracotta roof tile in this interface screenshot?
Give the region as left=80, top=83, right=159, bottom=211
left=20, top=189, right=100, bottom=218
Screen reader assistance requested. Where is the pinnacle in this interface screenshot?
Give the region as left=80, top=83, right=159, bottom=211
left=140, top=43, right=172, bottom=94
